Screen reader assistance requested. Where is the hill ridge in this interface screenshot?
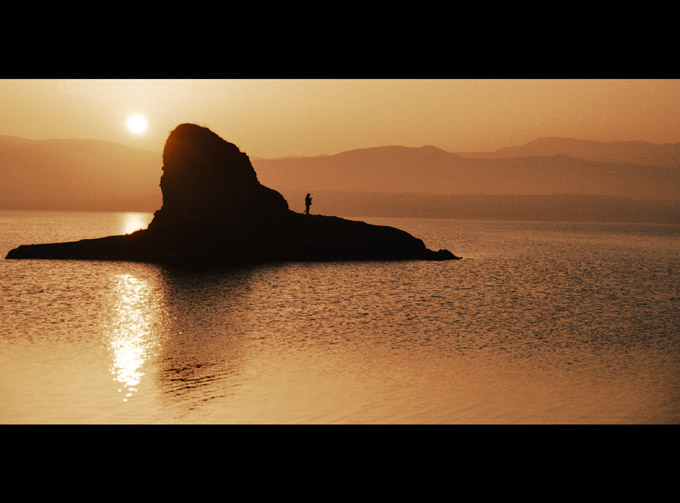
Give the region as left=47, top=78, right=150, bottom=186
left=3, top=134, right=679, bottom=218
left=454, top=136, right=680, bottom=168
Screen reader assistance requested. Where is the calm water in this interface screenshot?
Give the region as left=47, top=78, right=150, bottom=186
left=1, top=210, right=679, bottom=424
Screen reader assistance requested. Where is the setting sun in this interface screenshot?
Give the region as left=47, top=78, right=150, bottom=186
left=127, top=114, right=147, bottom=134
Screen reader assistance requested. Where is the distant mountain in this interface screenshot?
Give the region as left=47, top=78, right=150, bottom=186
left=0, top=135, right=161, bottom=211
left=455, top=137, right=680, bottom=169
left=253, top=144, right=680, bottom=201
left=2, top=134, right=679, bottom=224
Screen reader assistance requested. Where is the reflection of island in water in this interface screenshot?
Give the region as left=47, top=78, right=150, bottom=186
left=155, top=265, right=256, bottom=410
left=6, top=123, right=458, bottom=263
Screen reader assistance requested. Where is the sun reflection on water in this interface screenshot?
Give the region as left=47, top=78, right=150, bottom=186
left=109, top=273, right=159, bottom=402
left=120, top=212, right=152, bottom=235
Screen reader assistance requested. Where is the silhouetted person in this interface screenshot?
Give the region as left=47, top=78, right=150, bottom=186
left=305, top=193, right=312, bottom=215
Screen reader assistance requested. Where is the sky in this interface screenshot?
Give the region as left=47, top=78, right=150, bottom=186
left=1, top=79, right=679, bottom=158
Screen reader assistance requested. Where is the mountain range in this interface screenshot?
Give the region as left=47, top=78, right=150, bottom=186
left=453, top=136, right=680, bottom=169
left=1, top=134, right=679, bottom=223
left=252, top=141, right=680, bottom=200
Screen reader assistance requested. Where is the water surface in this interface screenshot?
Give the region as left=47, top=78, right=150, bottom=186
left=1, top=210, right=678, bottom=423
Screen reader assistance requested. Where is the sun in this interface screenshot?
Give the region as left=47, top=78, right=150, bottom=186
left=127, top=114, right=147, bottom=134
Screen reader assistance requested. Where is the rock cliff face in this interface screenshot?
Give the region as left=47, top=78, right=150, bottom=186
left=149, top=124, right=289, bottom=232
left=6, top=123, right=458, bottom=262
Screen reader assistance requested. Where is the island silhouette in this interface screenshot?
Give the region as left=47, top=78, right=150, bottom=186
left=6, top=123, right=458, bottom=262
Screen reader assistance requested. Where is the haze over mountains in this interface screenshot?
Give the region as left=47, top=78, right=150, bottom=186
left=1, top=134, right=679, bottom=223
left=254, top=143, right=679, bottom=199
left=454, top=137, right=680, bottom=169
left=0, top=135, right=160, bottom=211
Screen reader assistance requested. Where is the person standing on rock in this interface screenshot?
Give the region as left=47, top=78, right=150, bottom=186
left=305, top=193, right=312, bottom=215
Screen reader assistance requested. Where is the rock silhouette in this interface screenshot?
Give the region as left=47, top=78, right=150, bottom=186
left=6, top=123, right=458, bottom=262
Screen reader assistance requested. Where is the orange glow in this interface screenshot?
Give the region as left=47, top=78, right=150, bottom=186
left=1, top=79, right=678, bottom=158
left=2, top=79, right=679, bottom=215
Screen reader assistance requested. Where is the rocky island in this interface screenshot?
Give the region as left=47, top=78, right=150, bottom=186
left=6, top=124, right=458, bottom=263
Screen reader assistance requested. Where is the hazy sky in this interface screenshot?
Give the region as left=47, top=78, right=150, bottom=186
left=1, top=79, right=679, bottom=158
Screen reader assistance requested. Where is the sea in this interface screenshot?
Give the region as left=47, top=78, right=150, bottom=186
left=1, top=209, right=679, bottom=424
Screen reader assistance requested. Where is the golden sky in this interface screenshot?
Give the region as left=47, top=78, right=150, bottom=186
left=1, top=79, right=679, bottom=158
